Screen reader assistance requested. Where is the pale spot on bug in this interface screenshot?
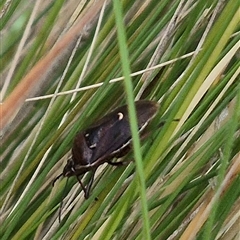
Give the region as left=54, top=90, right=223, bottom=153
left=118, top=112, right=124, bottom=120
left=89, top=143, right=97, bottom=149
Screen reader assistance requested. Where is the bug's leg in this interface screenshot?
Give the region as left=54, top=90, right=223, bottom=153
left=85, top=170, right=96, bottom=199
left=107, top=160, right=127, bottom=166
left=76, top=175, right=88, bottom=198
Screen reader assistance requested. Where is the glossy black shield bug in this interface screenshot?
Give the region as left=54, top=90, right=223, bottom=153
left=53, top=100, right=158, bottom=199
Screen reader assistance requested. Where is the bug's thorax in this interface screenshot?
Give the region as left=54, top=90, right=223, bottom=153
left=71, top=133, right=93, bottom=165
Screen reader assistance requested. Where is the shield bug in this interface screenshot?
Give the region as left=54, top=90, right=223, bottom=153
left=53, top=100, right=158, bottom=199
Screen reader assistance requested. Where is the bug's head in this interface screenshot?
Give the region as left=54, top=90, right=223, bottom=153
left=62, top=159, right=76, bottom=177
left=52, top=159, right=75, bottom=186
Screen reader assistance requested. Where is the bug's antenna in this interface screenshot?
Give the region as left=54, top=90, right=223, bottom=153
left=157, top=118, right=180, bottom=128
left=58, top=177, right=69, bottom=222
